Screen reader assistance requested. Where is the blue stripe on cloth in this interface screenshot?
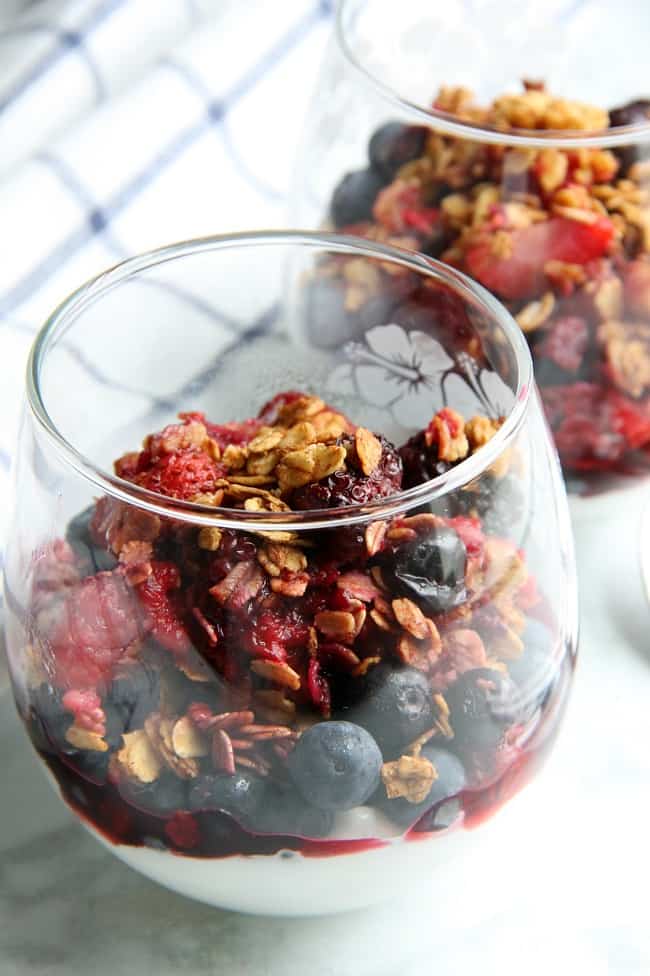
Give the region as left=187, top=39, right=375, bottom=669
left=0, top=1, right=333, bottom=320
left=163, top=59, right=283, bottom=202
left=36, top=151, right=122, bottom=248
left=0, top=0, right=130, bottom=111
left=0, top=448, right=11, bottom=471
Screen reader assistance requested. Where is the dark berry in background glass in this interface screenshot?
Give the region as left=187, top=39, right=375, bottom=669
left=353, top=666, right=434, bottom=755
left=287, top=721, right=382, bottom=811
left=188, top=772, right=266, bottom=829
left=330, top=168, right=386, bottom=227
left=368, top=122, right=428, bottom=179
left=609, top=99, right=650, bottom=173
left=381, top=526, right=467, bottom=614
left=609, top=99, right=650, bottom=128
left=376, top=744, right=466, bottom=829
left=445, top=668, right=514, bottom=755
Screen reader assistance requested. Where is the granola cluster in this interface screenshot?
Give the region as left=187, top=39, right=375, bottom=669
left=328, top=82, right=650, bottom=486
left=24, top=393, right=559, bottom=857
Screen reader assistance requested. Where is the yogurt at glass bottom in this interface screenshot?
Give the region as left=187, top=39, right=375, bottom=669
left=85, top=791, right=533, bottom=916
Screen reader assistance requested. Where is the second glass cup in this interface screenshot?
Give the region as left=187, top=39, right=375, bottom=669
left=3, top=232, right=577, bottom=913
left=293, top=0, right=650, bottom=494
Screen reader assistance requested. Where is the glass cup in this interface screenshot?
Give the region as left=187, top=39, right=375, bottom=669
left=3, top=231, right=577, bottom=914
left=292, top=0, right=650, bottom=495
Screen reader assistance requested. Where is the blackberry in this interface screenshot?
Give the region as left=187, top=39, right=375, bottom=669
left=291, top=434, right=402, bottom=510
left=399, top=430, right=454, bottom=488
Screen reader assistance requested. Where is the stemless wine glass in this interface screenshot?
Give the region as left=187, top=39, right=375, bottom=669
left=292, top=0, right=650, bottom=496
left=3, top=231, right=577, bottom=915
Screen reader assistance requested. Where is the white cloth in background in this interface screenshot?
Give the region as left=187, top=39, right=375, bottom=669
left=0, top=0, right=334, bottom=549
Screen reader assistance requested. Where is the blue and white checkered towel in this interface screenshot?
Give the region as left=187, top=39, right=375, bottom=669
left=0, top=0, right=334, bottom=554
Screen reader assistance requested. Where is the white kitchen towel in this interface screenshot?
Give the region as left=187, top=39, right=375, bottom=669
left=0, top=0, right=334, bottom=559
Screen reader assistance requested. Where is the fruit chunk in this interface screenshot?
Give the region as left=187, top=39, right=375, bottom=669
left=288, top=721, right=382, bottom=811
left=465, top=216, right=615, bottom=301
left=137, top=562, right=192, bottom=657
left=47, top=572, right=146, bottom=690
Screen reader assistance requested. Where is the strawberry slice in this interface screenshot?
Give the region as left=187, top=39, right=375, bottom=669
left=465, top=216, right=615, bottom=301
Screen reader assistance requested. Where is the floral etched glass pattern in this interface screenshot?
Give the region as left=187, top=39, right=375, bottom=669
left=3, top=233, right=577, bottom=913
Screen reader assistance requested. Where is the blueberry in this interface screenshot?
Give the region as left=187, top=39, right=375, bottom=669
left=253, top=785, right=334, bottom=838
left=63, top=748, right=111, bottom=784
left=187, top=772, right=266, bottom=828
left=609, top=99, right=650, bottom=173
left=108, top=661, right=161, bottom=733
left=121, top=773, right=188, bottom=817
left=353, top=666, right=434, bottom=755
left=507, top=619, right=557, bottom=718
left=330, top=168, right=386, bottom=227
left=376, top=744, right=466, bottom=829
left=445, top=668, right=514, bottom=755
left=368, top=122, right=427, bottom=179
left=609, top=99, right=650, bottom=128
left=66, top=506, right=116, bottom=575
left=381, top=526, right=467, bottom=614
left=30, top=684, right=71, bottom=753
left=287, top=721, right=382, bottom=811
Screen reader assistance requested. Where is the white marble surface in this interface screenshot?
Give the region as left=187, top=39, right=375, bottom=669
left=1, top=485, right=650, bottom=974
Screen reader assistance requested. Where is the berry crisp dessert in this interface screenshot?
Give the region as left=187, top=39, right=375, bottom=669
left=20, top=390, right=570, bottom=860
left=327, top=82, right=650, bottom=490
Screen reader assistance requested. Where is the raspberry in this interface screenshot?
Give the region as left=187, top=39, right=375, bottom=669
left=48, top=572, right=146, bottom=690
left=137, top=562, right=192, bottom=656
left=539, top=316, right=590, bottom=374
left=61, top=689, right=105, bottom=735
left=135, top=450, right=225, bottom=500
left=291, top=434, right=402, bottom=510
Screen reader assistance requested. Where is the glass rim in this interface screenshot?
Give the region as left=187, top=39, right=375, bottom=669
left=26, top=229, right=533, bottom=532
left=336, top=0, right=650, bottom=149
